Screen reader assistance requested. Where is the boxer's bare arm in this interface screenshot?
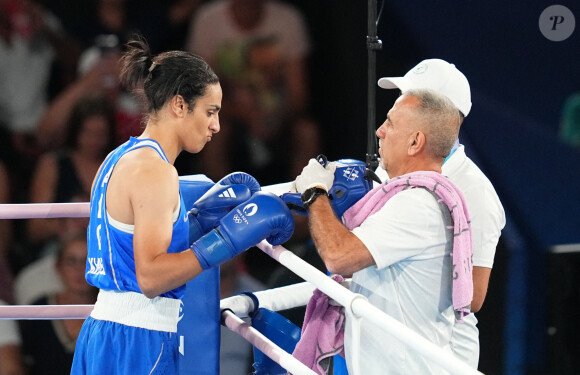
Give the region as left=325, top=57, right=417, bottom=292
left=107, top=148, right=203, bottom=298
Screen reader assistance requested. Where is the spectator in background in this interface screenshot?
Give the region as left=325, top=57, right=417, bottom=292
left=35, top=36, right=139, bottom=151
left=14, top=192, right=90, bottom=306
left=28, top=93, right=116, bottom=257
left=19, top=234, right=98, bottom=375
left=186, top=0, right=320, bottom=284
left=35, top=0, right=206, bottom=150
left=0, top=300, right=26, bottom=375
left=39, top=0, right=147, bottom=54
left=0, top=0, right=81, bottom=199
left=38, top=0, right=203, bottom=54
left=160, top=0, right=205, bottom=52
left=185, top=0, right=320, bottom=186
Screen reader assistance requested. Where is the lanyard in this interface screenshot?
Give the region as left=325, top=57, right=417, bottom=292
left=443, top=139, right=460, bottom=165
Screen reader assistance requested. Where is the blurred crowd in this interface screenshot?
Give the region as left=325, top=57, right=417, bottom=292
left=0, top=0, right=323, bottom=374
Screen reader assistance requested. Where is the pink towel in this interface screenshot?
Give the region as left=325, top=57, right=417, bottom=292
left=342, top=171, right=473, bottom=320
left=292, top=275, right=345, bottom=375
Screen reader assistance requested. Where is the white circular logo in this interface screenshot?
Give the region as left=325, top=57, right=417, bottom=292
left=413, top=63, right=428, bottom=75
left=539, top=5, right=575, bottom=42
left=242, top=203, right=258, bottom=217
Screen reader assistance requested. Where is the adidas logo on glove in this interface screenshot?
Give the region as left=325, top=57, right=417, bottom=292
left=218, top=187, right=237, bottom=199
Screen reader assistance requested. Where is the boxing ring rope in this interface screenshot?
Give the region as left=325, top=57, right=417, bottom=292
left=254, top=240, right=484, bottom=375
left=221, top=311, right=316, bottom=375
left=0, top=304, right=93, bottom=320
left=0, top=183, right=291, bottom=220
left=221, top=281, right=317, bottom=317
left=0, top=199, right=484, bottom=375
left=0, top=202, right=90, bottom=219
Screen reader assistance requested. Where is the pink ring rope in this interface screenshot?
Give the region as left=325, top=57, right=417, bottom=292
left=0, top=204, right=90, bottom=318
left=0, top=304, right=93, bottom=320
left=0, top=203, right=90, bottom=219
left=0, top=203, right=92, bottom=320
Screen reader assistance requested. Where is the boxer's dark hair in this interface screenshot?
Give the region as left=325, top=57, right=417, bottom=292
left=119, top=33, right=219, bottom=114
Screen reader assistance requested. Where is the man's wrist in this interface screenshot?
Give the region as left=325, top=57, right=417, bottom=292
left=301, top=187, right=328, bottom=210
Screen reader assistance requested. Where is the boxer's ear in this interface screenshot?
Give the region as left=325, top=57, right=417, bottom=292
left=170, top=95, right=186, bottom=117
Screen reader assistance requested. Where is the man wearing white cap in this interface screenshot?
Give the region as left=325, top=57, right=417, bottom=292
left=376, top=58, right=506, bottom=369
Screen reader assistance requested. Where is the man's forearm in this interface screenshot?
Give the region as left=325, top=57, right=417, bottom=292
left=308, top=196, right=375, bottom=275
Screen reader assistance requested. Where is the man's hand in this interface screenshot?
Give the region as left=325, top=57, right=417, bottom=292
left=294, top=158, right=337, bottom=193
left=283, top=158, right=374, bottom=217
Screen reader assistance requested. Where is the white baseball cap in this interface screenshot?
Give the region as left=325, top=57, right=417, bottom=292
left=378, top=58, right=472, bottom=116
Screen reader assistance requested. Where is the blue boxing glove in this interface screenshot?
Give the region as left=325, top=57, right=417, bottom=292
left=327, top=158, right=376, bottom=217
left=188, top=172, right=261, bottom=244
left=188, top=184, right=252, bottom=244
left=218, top=171, right=261, bottom=195
left=282, top=156, right=377, bottom=218
left=191, top=192, right=294, bottom=269
left=251, top=308, right=301, bottom=375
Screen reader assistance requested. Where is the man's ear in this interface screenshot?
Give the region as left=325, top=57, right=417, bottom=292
left=408, top=131, right=425, bottom=156
left=170, top=95, right=186, bottom=117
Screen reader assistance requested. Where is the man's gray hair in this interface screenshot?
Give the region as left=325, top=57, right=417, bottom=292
left=405, top=89, right=461, bottom=159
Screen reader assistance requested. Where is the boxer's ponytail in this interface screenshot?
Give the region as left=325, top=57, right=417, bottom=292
left=119, top=33, right=219, bottom=115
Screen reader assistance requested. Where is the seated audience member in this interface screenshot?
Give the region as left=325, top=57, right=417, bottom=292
left=15, top=193, right=90, bottom=305
left=186, top=0, right=320, bottom=285
left=0, top=0, right=80, bottom=161
left=35, top=36, right=141, bottom=151
left=27, top=93, right=116, bottom=254
left=185, top=0, right=320, bottom=185
left=19, top=234, right=97, bottom=375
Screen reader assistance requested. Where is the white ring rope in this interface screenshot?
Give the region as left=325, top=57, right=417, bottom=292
left=255, top=240, right=485, bottom=375
left=220, top=281, right=316, bottom=317
left=221, top=310, right=316, bottom=375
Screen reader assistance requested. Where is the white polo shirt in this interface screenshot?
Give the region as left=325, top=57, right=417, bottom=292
left=346, top=188, right=455, bottom=374
left=373, top=144, right=506, bottom=369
